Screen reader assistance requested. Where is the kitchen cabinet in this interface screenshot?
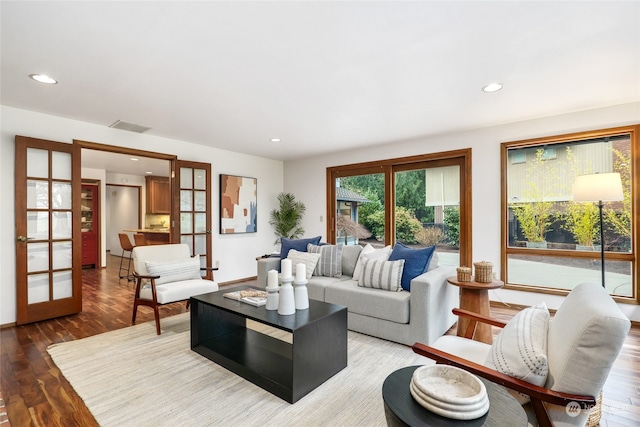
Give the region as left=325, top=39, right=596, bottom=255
left=81, top=184, right=99, bottom=267
left=146, top=176, right=170, bottom=214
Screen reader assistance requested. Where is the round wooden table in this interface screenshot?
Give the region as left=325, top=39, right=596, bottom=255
left=446, top=276, right=504, bottom=344
left=382, top=366, right=528, bottom=426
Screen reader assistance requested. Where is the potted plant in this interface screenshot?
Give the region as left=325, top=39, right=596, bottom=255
left=563, top=201, right=600, bottom=250
left=268, top=192, right=306, bottom=245
left=510, top=149, right=557, bottom=248
left=511, top=200, right=553, bottom=248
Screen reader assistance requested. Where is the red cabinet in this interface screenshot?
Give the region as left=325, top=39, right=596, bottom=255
left=81, top=184, right=99, bottom=267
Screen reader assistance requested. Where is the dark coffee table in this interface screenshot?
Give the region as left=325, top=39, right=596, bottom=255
left=383, top=366, right=528, bottom=426
left=190, top=286, right=348, bottom=403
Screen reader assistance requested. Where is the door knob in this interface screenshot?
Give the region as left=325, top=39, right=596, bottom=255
left=17, top=235, right=27, bottom=242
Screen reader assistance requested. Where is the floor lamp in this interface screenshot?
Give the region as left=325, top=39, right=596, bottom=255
left=572, top=172, right=624, bottom=288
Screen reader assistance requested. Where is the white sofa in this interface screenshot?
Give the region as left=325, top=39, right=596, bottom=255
left=132, top=243, right=218, bottom=334
left=257, top=245, right=457, bottom=346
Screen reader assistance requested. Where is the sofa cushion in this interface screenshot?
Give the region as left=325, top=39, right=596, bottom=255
left=341, top=245, right=363, bottom=277
left=308, top=244, right=343, bottom=277
left=389, top=243, right=436, bottom=291
left=325, top=279, right=410, bottom=324
left=485, top=302, right=550, bottom=404
left=352, top=244, right=392, bottom=281
left=279, top=236, right=321, bottom=260
left=286, top=249, right=321, bottom=280
left=145, top=256, right=201, bottom=285
left=357, top=258, right=404, bottom=292
left=306, top=275, right=351, bottom=301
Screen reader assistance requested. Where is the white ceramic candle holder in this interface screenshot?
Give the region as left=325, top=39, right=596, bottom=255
left=278, top=277, right=296, bottom=315
left=265, top=285, right=279, bottom=310
left=294, top=278, right=309, bottom=310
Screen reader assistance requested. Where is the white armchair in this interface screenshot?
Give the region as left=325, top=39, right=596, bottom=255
left=132, top=243, right=218, bottom=334
left=412, top=282, right=630, bottom=427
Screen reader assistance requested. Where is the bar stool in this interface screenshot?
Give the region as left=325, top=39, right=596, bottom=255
left=118, top=233, right=135, bottom=281
left=133, top=233, right=148, bottom=247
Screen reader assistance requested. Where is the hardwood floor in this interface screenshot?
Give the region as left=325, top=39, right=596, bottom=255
left=1, top=254, right=639, bottom=426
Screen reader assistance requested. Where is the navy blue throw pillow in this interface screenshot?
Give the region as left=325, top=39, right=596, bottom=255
left=279, top=236, right=322, bottom=260
left=388, top=243, right=436, bottom=291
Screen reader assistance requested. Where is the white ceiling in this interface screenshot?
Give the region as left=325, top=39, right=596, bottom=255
left=82, top=149, right=170, bottom=178
left=2, top=1, right=639, bottom=169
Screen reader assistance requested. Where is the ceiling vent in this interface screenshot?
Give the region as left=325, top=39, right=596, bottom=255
left=109, top=120, right=151, bottom=133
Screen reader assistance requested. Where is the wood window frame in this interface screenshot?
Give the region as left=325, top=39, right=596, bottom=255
left=326, top=149, right=472, bottom=267
left=500, top=125, right=640, bottom=303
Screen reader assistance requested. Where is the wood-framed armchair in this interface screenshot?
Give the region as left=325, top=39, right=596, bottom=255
left=412, top=283, right=630, bottom=427
left=132, top=243, right=219, bottom=334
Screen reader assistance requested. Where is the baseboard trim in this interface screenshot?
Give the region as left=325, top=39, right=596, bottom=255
left=219, top=276, right=257, bottom=287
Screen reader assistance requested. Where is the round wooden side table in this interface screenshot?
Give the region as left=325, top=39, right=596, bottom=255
left=446, top=276, right=504, bottom=344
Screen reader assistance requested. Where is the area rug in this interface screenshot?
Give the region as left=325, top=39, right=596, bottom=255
left=47, top=313, right=429, bottom=426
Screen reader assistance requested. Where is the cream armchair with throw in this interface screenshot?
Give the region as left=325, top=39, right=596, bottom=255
left=132, top=243, right=218, bottom=334
left=412, top=282, right=630, bottom=427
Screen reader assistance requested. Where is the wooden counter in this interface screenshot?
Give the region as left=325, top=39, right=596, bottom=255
left=123, top=229, right=170, bottom=245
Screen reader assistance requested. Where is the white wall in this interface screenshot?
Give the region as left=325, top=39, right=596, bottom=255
left=284, top=102, right=640, bottom=321
left=105, top=172, right=147, bottom=257
left=1, top=105, right=283, bottom=325
left=106, top=185, right=140, bottom=255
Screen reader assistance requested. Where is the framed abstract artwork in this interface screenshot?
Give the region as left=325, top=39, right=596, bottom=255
left=220, top=174, right=257, bottom=234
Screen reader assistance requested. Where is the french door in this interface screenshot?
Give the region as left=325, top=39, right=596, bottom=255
left=15, top=136, right=82, bottom=324
left=173, top=160, right=213, bottom=279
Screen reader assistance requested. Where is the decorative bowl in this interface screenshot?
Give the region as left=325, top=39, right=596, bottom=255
left=410, top=365, right=489, bottom=420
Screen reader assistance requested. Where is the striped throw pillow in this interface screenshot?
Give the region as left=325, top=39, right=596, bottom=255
left=357, top=258, right=405, bottom=292
left=307, top=244, right=344, bottom=277
left=145, top=256, right=202, bottom=285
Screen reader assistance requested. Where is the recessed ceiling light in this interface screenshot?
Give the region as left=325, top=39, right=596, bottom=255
left=482, top=82, right=503, bottom=93
left=130, top=157, right=139, bottom=161
left=270, top=138, right=281, bottom=143
left=145, top=171, right=153, bottom=174
left=29, top=74, right=58, bottom=84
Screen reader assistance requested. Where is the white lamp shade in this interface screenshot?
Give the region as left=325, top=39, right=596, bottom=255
left=572, top=173, right=624, bottom=202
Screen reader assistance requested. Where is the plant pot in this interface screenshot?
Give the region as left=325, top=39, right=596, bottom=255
left=576, top=245, right=601, bottom=251
left=526, top=241, right=547, bottom=249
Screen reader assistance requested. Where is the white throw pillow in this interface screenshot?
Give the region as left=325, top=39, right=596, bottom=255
left=352, top=244, right=392, bottom=281
left=484, top=302, right=550, bottom=404
left=286, top=249, right=321, bottom=280
left=357, top=258, right=405, bottom=292
left=145, top=255, right=201, bottom=285
left=427, top=251, right=439, bottom=271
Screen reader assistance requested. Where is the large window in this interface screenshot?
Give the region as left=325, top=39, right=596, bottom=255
left=327, top=150, right=471, bottom=268
left=501, top=126, right=639, bottom=301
